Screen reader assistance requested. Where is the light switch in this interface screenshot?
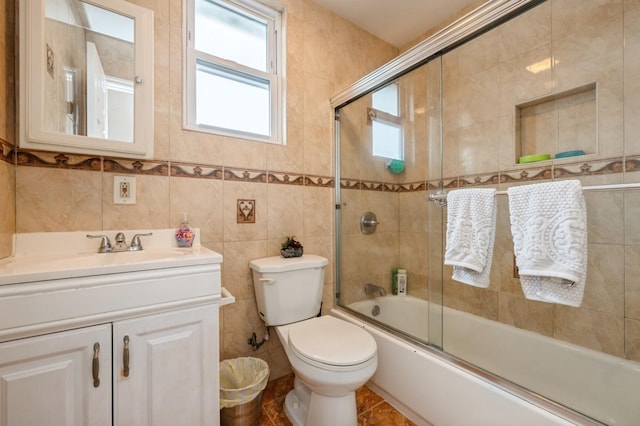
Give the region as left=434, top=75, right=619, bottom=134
left=114, top=176, right=136, bottom=204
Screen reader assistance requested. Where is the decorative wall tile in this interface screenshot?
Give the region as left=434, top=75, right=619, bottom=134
left=223, top=167, right=268, bottom=183
left=268, top=171, right=304, bottom=185
left=304, top=175, right=334, bottom=188
left=340, top=179, right=362, bottom=190
left=554, top=157, right=624, bottom=178
left=458, top=173, right=500, bottom=187
left=169, top=162, right=223, bottom=180
left=499, top=166, right=552, bottom=183
left=17, top=150, right=101, bottom=171
left=103, top=157, right=169, bottom=176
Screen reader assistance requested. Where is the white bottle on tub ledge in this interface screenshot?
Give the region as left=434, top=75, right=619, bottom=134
left=397, top=269, right=407, bottom=296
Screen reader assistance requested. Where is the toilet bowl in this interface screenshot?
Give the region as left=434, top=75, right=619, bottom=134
left=276, top=316, right=377, bottom=426
left=250, top=255, right=378, bottom=425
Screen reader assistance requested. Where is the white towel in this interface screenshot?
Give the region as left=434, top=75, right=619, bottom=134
left=507, top=180, right=587, bottom=307
left=444, top=188, right=497, bottom=288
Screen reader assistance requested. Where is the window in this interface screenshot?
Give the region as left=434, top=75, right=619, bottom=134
left=369, top=84, right=402, bottom=160
left=185, top=0, right=284, bottom=143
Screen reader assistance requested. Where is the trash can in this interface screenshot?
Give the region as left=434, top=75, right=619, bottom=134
left=220, top=357, right=270, bottom=426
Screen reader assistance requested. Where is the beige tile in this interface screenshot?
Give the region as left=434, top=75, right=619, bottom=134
left=624, top=190, right=640, bottom=244
left=168, top=92, right=225, bottom=164
left=303, top=124, right=333, bottom=177
left=399, top=191, right=428, bottom=233
left=625, top=245, right=640, bottom=320
left=444, top=278, right=499, bottom=321
left=102, top=174, right=170, bottom=231
left=584, top=190, right=624, bottom=244
left=554, top=306, right=624, bottom=357
left=267, top=183, right=304, bottom=241
left=17, top=167, right=102, bottom=232
left=625, top=318, right=640, bottom=362
left=497, top=1, right=551, bottom=63
left=223, top=137, right=267, bottom=171
left=222, top=297, right=266, bottom=359
left=361, top=190, right=399, bottom=234
left=169, top=177, right=223, bottom=244
left=223, top=240, right=267, bottom=302
left=581, top=244, right=624, bottom=316
left=499, top=292, right=554, bottom=337
left=302, top=186, right=333, bottom=238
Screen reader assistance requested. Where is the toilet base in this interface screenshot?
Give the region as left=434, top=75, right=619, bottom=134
left=283, top=376, right=357, bottom=426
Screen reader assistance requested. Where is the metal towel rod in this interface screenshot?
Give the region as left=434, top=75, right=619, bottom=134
left=427, top=182, right=640, bottom=206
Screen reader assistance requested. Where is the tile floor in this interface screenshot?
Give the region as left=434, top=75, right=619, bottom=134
left=260, top=374, right=416, bottom=425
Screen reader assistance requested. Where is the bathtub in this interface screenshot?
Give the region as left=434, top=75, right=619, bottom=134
left=335, top=295, right=640, bottom=426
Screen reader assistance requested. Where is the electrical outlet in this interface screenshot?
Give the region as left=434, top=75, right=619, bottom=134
left=114, top=176, right=136, bottom=204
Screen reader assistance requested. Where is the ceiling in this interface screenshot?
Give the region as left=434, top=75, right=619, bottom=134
left=312, top=0, right=481, bottom=48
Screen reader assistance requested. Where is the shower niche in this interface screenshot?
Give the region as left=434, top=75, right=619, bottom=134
left=515, top=83, right=597, bottom=164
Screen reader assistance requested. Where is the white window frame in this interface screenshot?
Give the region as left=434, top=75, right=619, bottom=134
left=184, top=0, right=285, bottom=144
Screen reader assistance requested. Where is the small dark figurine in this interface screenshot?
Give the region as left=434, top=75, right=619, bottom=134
left=280, top=236, right=303, bottom=258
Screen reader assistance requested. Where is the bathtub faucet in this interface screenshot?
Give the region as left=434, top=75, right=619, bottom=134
left=365, top=283, right=386, bottom=297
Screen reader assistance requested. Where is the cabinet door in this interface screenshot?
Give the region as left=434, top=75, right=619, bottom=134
left=113, top=305, right=219, bottom=426
left=0, top=325, right=112, bottom=426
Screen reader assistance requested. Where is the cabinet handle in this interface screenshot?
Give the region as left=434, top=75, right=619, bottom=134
left=123, top=335, right=130, bottom=377
left=92, top=342, right=100, bottom=388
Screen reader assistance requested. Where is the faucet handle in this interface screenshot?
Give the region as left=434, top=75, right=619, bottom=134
left=86, top=234, right=113, bottom=253
left=129, top=232, right=153, bottom=251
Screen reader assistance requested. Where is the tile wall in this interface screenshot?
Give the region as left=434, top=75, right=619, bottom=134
left=337, top=0, right=640, bottom=364
left=4, top=0, right=398, bottom=380
left=438, top=0, right=640, bottom=362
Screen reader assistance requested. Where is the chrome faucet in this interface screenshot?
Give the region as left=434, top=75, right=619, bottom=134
left=364, top=283, right=386, bottom=297
left=87, top=232, right=153, bottom=253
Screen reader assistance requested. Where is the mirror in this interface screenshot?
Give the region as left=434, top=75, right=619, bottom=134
left=20, top=0, right=154, bottom=158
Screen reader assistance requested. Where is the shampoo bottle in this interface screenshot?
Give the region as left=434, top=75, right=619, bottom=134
left=397, top=269, right=407, bottom=296
left=176, top=213, right=195, bottom=247
left=391, top=267, right=399, bottom=295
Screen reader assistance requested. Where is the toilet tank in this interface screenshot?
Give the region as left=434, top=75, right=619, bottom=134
left=250, top=255, right=328, bottom=326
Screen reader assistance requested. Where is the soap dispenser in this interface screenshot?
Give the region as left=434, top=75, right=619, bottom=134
left=176, top=213, right=195, bottom=247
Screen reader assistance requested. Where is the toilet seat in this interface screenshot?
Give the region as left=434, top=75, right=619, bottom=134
left=288, top=316, right=376, bottom=371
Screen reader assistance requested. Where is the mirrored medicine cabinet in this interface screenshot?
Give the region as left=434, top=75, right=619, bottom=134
left=19, top=0, right=154, bottom=158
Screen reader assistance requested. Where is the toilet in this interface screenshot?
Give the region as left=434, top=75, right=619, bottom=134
left=250, top=254, right=377, bottom=426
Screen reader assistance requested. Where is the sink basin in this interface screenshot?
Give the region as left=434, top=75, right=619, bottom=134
left=0, top=229, right=223, bottom=286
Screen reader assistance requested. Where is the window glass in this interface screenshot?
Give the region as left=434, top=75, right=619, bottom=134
left=196, top=60, right=270, bottom=136
left=372, top=84, right=398, bottom=115
left=371, top=83, right=402, bottom=160
left=186, top=0, right=283, bottom=143
left=195, top=0, right=268, bottom=72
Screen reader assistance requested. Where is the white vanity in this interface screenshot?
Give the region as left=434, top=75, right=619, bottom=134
left=0, top=229, right=233, bottom=426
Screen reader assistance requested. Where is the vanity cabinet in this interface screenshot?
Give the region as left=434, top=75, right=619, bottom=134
left=114, top=305, right=218, bottom=426
left=0, top=325, right=112, bottom=426
left=0, top=304, right=218, bottom=426
left=0, top=230, right=233, bottom=426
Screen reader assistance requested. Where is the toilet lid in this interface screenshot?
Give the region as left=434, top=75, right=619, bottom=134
left=288, top=316, right=376, bottom=367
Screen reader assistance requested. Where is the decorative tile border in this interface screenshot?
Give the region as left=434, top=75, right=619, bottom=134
left=305, top=175, right=334, bottom=187
left=554, top=158, right=624, bottom=178
left=223, top=167, right=268, bottom=183
left=11, top=149, right=631, bottom=193
left=170, top=162, right=223, bottom=179
left=268, top=171, right=304, bottom=185
left=458, top=173, right=500, bottom=187
left=16, top=150, right=101, bottom=171
left=500, top=166, right=552, bottom=184
left=103, top=157, right=169, bottom=176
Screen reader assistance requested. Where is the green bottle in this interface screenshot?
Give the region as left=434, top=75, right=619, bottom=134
left=392, top=267, right=399, bottom=295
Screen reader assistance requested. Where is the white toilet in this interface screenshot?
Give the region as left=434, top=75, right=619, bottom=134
left=250, top=254, right=377, bottom=426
